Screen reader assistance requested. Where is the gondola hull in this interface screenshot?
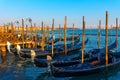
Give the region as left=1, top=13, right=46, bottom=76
left=50, top=55, right=120, bottom=77
left=20, top=36, right=80, bottom=53
left=20, top=41, right=82, bottom=58
left=34, top=58, right=48, bottom=67
left=48, top=34, right=80, bottom=45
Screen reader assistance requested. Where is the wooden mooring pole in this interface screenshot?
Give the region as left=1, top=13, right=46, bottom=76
left=47, top=26, right=49, bottom=40
left=41, top=21, right=45, bottom=51
left=116, top=18, right=118, bottom=52
left=59, top=24, right=61, bottom=41
left=105, top=11, right=108, bottom=67
left=34, top=23, right=37, bottom=48
left=90, top=26, right=92, bottom=36
left=72, top=23, right=74, bottom=46
left=64, top=16, right=67, bottom=55
left=22, top=18, right=25, bottom=48
left=0, top=48, right=7, bottom=68
left=0, top=45, right=7, bottom=60
left=11, top=22, right=14, bottom=34
left=25, top=25, right=28, bottom=48
left=98, top=20, right=101, bottom=48
left=110, top=25, right=112, bottom=43
left=82, top=16, right=85, bottom=63
left=52, top=19, right=54, bottom=57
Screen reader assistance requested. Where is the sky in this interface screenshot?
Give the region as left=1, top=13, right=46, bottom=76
left=0, top=0, right=120, bottom=29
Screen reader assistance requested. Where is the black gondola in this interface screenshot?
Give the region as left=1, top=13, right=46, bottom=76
left=50, top=52, right=120, bottom=77
left=34, top=40, right=116, bottom=68
left=47, top=34, right=80, bottom=45
left=44, top=37, right=80, bottom=51
left=14, top=38, right=88, bottom=59
left=20, top=38, right=87, bottom=58
left=72, top=40, right=117, bottom=60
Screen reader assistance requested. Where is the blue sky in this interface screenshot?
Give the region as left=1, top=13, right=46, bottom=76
left=0, top=0, right=120, bottom=28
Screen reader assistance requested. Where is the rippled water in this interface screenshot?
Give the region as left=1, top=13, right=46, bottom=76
left=0, top=29, right=120, bottom=80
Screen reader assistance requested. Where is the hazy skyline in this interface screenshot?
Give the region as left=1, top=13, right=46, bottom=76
left=0, top=0, right=120, bottom=29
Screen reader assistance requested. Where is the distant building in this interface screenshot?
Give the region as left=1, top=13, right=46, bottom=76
left=112, top=27, right=120, bottom=29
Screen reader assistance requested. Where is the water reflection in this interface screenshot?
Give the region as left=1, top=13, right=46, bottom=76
left=0, top=56, right=7, bottom=69
left=69, top=65, right=120, bottom=80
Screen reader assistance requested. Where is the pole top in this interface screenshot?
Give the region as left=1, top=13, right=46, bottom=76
left=83, top=16, right=84, bottom=19
left=52, top=18, right=54, bottom=21
left=106, top=11, right=108, bottom=15
left=22, top=18, right=24, bottom=20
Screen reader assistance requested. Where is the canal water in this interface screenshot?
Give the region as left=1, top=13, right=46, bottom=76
left=0, top=29, right=120, bottom=80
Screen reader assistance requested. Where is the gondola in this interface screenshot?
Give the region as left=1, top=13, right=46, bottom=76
left=47, top=34, right=80, bottom=45
left=50, top=52, right=120, bottom=77
left=45, top=37, right=80, bottom=51
left=34, top=40, right=116, bottom=68
left=20, top=36, right=80, bottom=53
left=34, top=56, right=74, bottom=67
left=19, top=38, right=88, bottom=58
left=61, top=34, right=80, bottom=41
left=72, top=40, right=117, bottom=60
